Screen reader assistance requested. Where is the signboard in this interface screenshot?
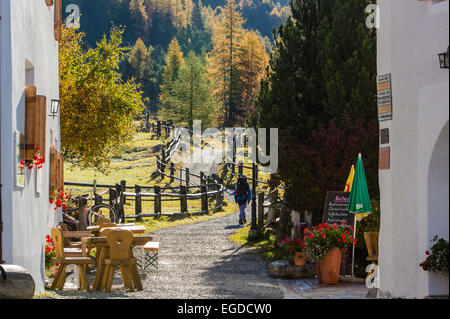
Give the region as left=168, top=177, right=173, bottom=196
left=380, top=128, right=389, bottom=145
left=322, top=191, right=354, bottom=226
left=377, top=74, right=393, bottom=121
left=379, top=146, right=391, bottom=170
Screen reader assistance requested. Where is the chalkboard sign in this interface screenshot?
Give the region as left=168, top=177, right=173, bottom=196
left=322, top=192, right=354, bottom=226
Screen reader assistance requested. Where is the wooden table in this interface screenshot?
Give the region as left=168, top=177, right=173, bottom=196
left=87, top=225, right=146, bottom=236
left=81, top=235, right=152, bottom=291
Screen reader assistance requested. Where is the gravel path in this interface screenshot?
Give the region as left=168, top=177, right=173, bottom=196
left=49, top=204, right=283, bottom=299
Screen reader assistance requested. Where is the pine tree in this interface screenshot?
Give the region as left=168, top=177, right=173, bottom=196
left=255, top=0, right=378, bottom=213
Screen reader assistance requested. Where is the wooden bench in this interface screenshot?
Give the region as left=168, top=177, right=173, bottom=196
left=137, top=242, right=159, bottom=271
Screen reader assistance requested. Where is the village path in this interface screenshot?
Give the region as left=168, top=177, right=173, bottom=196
left=49, top=143, right=284, bottom=299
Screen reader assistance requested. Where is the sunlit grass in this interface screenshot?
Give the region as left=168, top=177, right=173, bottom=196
left=229, top=224, right=286, bottom=262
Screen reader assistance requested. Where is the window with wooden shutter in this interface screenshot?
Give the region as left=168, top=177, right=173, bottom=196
left=57, top=152, right=64, bottom=192
left=49, top=146, right=64, bottom=197
left=24, top=87, right=46, bottom=161
left=54, top=0, right=62, bottom=41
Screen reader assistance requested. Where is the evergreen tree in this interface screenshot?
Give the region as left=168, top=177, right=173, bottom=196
left=255, top=0, right=378, bottom=213
left=161, top=51, right=218, bottom=127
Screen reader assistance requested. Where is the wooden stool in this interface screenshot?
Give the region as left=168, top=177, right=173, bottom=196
left=50, top=228, right=93, bottom=292
left=101, top=229, right=137, bottom=292
left=137, top=242, right=159, bottom=271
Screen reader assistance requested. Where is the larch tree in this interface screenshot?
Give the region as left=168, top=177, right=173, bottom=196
left=160, top=37, right=185, bottom=118
left=236, top=30, right=269, bottom=124
left=208, top=0, right=246, bottom=126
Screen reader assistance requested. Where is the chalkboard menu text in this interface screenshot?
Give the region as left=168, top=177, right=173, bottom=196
left=322, top=191, right=354, bottom=226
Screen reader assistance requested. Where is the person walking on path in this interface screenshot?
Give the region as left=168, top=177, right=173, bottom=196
left=234, top=175, right=252, bottom=225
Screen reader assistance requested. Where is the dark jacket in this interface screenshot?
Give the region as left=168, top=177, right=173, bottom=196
left=233, top=183, right=251, bottom=204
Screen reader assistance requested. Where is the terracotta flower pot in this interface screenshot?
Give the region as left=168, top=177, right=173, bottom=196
left=319, top=247, right=342, bottom=285
left=315, top=264, right=322, bottom=283
left=293, top=252, right=307, bottom=266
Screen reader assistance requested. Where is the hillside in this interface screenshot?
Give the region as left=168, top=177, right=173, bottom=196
left=63, top=0, right=290, bottom=48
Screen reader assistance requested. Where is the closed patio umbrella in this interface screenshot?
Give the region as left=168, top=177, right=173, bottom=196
left=347, top=153, right=373, bottom=277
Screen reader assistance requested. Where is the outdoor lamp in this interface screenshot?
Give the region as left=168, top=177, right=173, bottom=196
left=438, top=46, right=449, bottom=69
left=49, top=99, right=60, bottom=119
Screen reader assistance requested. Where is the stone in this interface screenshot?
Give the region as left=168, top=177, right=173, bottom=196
left=0, top=265, right=35, bottom=299
left=267, top=261, right=314, bottom=279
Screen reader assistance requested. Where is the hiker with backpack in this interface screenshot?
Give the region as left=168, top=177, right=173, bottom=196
left=234, top=175, right=252, bottom=225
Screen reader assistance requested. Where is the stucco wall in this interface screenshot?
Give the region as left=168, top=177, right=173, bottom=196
left=1, top=0, right=61, bottom=294
left=378, top=0, right=449, bottom=298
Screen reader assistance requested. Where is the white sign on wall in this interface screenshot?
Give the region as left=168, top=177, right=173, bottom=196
left=377, top=73, right=393, bottom=121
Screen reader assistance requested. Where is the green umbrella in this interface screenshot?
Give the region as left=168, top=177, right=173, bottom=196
left=347, top=153, right=373, bottom=277
left=347, top=153, right=373, bottom=214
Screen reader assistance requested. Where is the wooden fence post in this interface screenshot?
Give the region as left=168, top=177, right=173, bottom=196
left=121, top=180, right=126, bottom=205
left=180, top=186, right=187, bottom=213
left=154, top=186, right=161, bottom=215
left=161, top=149, right=166, bottom=172
left=157, top=120, right=161, bottom=137
left=156, top=155, right=161, bottom=175
left=94, top=193, right=102, bottom=206
left=170, top=163, right=175, bottom=183
left=116, top=184, right=124, bottom=222
left=186, top=168, right=190, bottom=186
left=135, top=185, right=142, bottom=222
left=291, top=210, right=301, bottom=240
left=268, top=189, right=278, bottom=222
left=200, top=171, right=205, bottom=185
left=201, top=185, right=208, bottom=214
left=258, top=192, right=264, bottom=233
left=78, top=197, right=88, bottom=230
left=250, top=163, right=257, bottom=231
left=238, top=163, right=243, bottom=176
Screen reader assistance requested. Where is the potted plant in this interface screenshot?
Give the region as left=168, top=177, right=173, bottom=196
left=303, top=222, right=356, bottom=284
left=420, top=236, right=449, bottom=275
left=277, top=238, right=307, bottom=266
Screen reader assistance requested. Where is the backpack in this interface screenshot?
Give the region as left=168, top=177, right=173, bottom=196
left=236, top=177, right=249, bottom=199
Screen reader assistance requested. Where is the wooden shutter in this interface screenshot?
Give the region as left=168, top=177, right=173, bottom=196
left=25, top=87, right=47, bottom=161
left=36, top=95, right=47, bottom=161
left=49, top=147, right=64, bottom=197
left=25, top=86, right=37, bottom=160
left=49, top=146, right=57, bottom=196
left=57, top=153, right=64, bottom=192
left=54, top=0, right=62, bottom=41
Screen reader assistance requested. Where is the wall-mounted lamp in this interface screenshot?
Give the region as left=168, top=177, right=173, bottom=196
left=438, top=46, right=449, bottom=69
left=49, top=99, right=60, bottom=119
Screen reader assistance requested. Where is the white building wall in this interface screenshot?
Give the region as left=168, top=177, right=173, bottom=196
left=378, top=0, right=449, bottom=298
left=1, top=0, right=61, bottom=294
